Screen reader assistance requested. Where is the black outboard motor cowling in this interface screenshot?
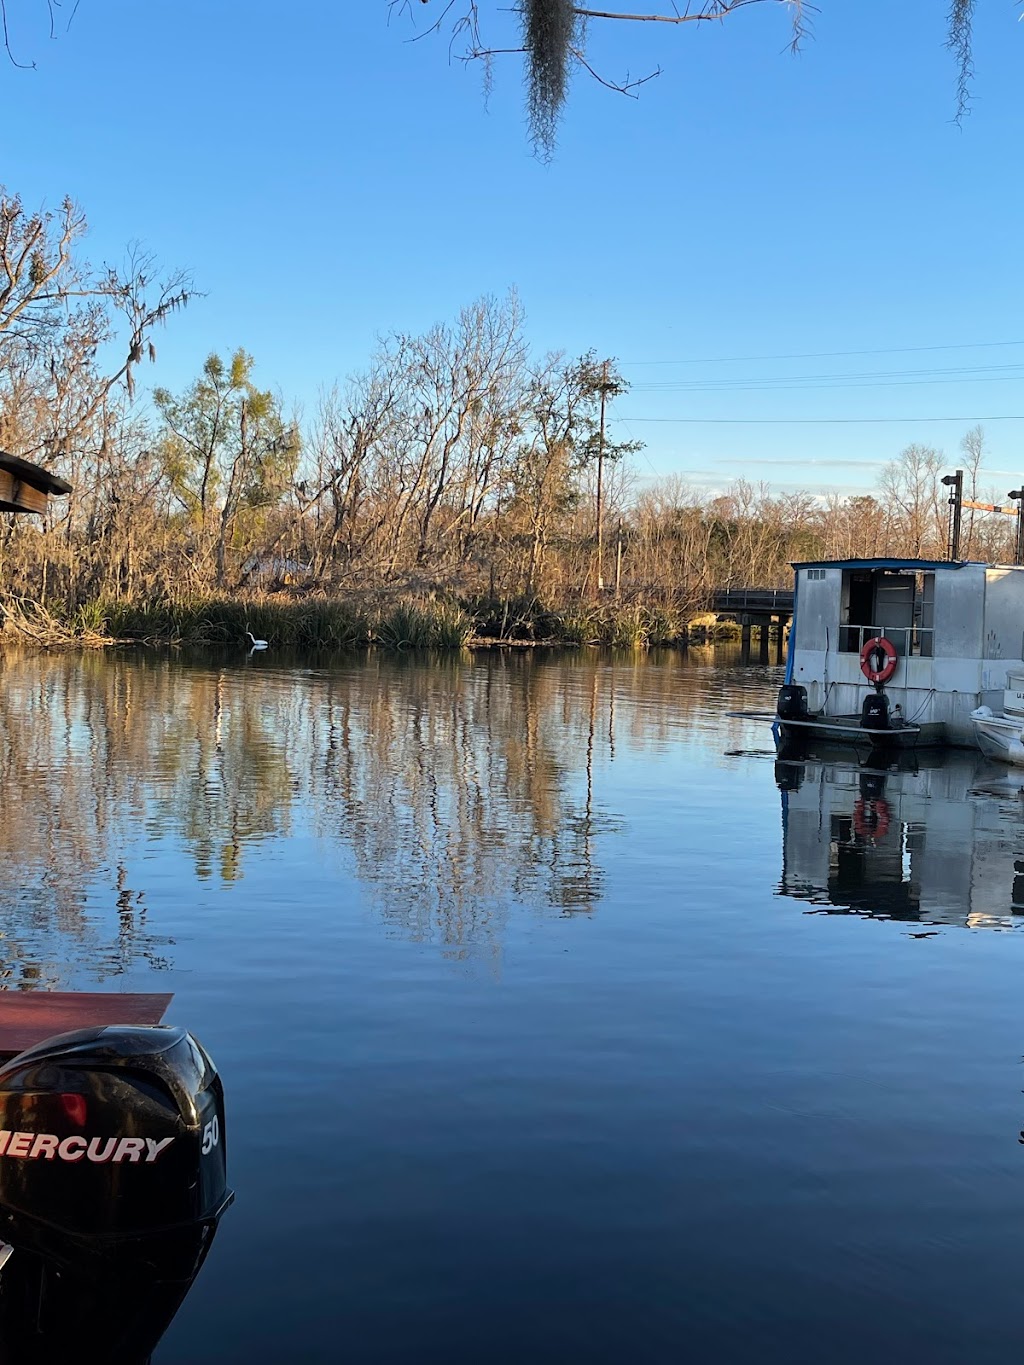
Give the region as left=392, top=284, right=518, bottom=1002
left=777, top=684, right=809, bottom=720
left=0, top=1025, right=231, bottom=1362
left=774, top=759, right=804, bottom=792
left=861, top=692, right=891, bottom=731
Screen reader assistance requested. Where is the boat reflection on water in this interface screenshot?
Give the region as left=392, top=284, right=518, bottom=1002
left=776, top=738, right=1024, bottom=929
left=0, top=1235, right=220, bottom=1365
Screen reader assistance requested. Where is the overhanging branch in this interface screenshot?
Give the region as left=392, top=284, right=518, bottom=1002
left=574, top=2, right=765, bottom=21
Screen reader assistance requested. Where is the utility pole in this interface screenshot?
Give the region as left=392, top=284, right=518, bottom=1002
left=1010, top=485, right=1024, bottom=565
left=595, top=359, right=608, bottom=593
left=941, top=468, right=963, bottom=561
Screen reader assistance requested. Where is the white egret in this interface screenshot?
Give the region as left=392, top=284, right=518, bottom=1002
left=246, top=630, right=268, bottom=651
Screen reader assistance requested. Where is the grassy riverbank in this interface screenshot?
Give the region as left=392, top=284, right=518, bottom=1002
left=2, top=593, right=749, bottom=650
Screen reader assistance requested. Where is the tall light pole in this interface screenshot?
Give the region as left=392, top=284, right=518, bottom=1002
left=1009, top=486, right=1024, bottom=565
left=941, top=469, right=963, bottom=561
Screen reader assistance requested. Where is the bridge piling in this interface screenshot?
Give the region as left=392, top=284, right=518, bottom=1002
left=776, top=614, right=789, bottom=665
left=713, top=589, right=794, bottom=667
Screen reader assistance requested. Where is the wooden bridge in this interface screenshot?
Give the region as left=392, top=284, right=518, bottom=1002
left=710, top=587, right=794, bottom=664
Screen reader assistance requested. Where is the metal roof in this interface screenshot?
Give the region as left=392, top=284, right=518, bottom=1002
left=792, top=557, right=979, bottom=572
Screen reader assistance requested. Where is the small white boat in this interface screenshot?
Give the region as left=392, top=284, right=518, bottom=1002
left=971, top=673, right=1024, bottom=764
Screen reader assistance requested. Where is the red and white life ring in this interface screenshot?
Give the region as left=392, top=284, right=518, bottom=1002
left=853, top=797, right=891, bottom=842
left=860, top=636, right=898, bottom=685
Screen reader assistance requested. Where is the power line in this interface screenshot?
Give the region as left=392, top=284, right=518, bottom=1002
left=609, top=399, right=659, bottom=478
left=633, top=377, right=1024, bottom=395
left=630, top=363, right=1024, bottom=394
left=620, top=340, right=1024, bottom=367
left=625, top=414, right=1024, bottom=425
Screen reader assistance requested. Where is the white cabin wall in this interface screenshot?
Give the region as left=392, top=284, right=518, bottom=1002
left=933, top=565, right=985, bottom=658
left=792, top=569, right=839, bottom=652
left=974, top=567, right=1024, bottom=706
left=789, top=568, right=842, bottom=710
left=982, top=567, right=1024, bottom=663
left=911, top=568, right=984, bottom=734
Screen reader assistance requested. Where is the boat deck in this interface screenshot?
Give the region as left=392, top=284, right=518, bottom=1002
left=0, top=992, right=172, bottom=1058
left=775, top=713, right=944, bottom=748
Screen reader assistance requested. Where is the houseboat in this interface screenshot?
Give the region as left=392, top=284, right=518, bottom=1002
left=775, top=558, right=1024, bottom=749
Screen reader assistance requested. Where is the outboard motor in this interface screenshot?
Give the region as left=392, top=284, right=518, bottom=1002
left=0, top=1025, right=231, bottom=1362
left=859, top=770, right=886, bottom=803
left=774, top=759, right=804, bottom=792
left=861, top=691, right=891, bottom=731
left=776, top=684, right=809, bottom=720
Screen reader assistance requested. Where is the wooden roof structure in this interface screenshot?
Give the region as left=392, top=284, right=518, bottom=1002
left=0, top=451, right=72, bottom=516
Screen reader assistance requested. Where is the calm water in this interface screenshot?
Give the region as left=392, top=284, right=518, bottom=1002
left=1, top=645, right=1023, bottom=1363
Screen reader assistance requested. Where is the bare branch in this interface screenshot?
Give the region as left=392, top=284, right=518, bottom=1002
left=2, top=0, right=79, bottom=69
left=568, top=45, right=660, bottom=96
left=1, top=0, right=36, bottom=68
left=573, top=2, right=766, bottom=22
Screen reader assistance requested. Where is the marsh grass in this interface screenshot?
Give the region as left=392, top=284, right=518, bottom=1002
left=101, top=597, right=370, bottom=648
left=19, top=592, right=748, bottom=652
left=373, top=601, right=473, bottom=650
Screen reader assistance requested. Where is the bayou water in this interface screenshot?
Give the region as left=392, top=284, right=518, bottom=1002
left=1, top=646, right=1022, bottom=1364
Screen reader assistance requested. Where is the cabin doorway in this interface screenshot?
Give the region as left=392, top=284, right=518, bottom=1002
left=846, top=572, right=873, bottom=633
left=839, top=568, right=934, bottom=657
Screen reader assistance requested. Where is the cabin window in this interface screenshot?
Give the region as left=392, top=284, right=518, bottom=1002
left=838, top=569, right=934, bottom=657
left=806, top=568, right=826, bottom=581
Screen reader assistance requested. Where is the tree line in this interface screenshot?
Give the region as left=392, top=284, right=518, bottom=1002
left=0, top=184, right=1012, bottom=636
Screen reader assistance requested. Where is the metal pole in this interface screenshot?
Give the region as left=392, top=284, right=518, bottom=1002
left=595, top=360, right=608, bottom=593
left=1009, top=486, right=1024, bottom=565
left=942, top=469, right=963, bottom=560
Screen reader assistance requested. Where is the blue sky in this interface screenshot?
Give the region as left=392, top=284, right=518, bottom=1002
left=4, top=0, right=1023, bottom=497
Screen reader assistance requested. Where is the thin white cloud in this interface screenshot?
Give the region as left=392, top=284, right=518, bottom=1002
left=713, top=456, right=884, bottom=469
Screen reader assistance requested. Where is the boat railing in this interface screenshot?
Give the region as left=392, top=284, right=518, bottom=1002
left=838, top=624, right=935, bottom=658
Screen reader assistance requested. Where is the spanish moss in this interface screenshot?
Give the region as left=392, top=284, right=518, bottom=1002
left=946, top=0, right=975, bottom=121
left=521, top=0, right=579, bottom=156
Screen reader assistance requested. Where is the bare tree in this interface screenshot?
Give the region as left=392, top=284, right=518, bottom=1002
left=305, top=378, right=403, bottom=577
left=0, top=189, right=191, bottom=471
left=879, top=444, right=946, bottom=559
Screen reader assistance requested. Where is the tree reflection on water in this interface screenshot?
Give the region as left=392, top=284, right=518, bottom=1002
left=0, top=648, right=723, bottom=978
